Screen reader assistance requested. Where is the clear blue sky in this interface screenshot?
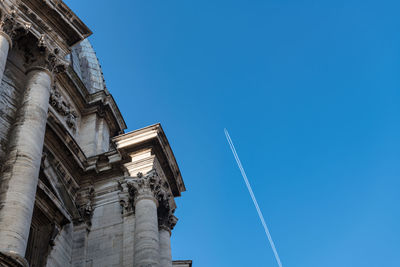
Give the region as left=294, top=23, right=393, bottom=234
left=65, top=1, right=400, bottom=266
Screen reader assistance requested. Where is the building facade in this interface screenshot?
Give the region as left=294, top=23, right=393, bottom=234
left=0, top=1, right=191, bottom=266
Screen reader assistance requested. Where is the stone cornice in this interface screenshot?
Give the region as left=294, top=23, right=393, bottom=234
left=0, top=0, right=90, bottom=59
left=18, top=0, right=91, bottom=52
left=57, top=67, right=127, bottom=137
left=172, top=260, right=193, bottom=267
left=112, top=124, right=186, bottom=197
left=0, top=1, right=31, bottom=47
left=46, top=112, right=124, bottom=177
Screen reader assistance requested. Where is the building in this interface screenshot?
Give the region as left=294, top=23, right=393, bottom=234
left=0, top=1, right=191, bottom=266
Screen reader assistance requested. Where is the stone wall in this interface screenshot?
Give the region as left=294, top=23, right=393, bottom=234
left=85, top=179, right=128, bottom=267
left=0, top=1, right=190, bottom=266
left=46, top=224, right=73, bottom=267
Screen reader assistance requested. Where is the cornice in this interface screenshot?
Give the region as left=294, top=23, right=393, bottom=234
left=46, top=112, right=125, bottom=178
left=57, top=66, right=127, bottom=137
left=113, top=123, right=186, bottom=197
left=17, top=0, right=91, bottom=53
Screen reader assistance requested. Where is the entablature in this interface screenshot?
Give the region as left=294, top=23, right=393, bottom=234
left=10, top=0, right=91, bottom=54
left=56, top=66, right=127, bottom=138
left=113, top=123, right=186, bottom=198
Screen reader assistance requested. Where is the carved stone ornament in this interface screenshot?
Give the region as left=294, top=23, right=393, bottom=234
left=126, top=170, right=178, bottom=230
left=50, top=85, right=77, bottom=131
left=118, top=180, right=135, bottom=215
left=0, top=3, right=31, bottom=44
left=77, top=186, right=95, bottom=226
left=119, top=194, right=134, bottom=215
left=158, top=211, right=178, bottom=232
left=157, top=187, right=177, bottom=231
left=23, top=34, right=68, bottom=74
left=126, top=170, right=163, bottom=202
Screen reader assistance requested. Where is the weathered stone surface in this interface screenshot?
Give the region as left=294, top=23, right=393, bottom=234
left=159, top=229, right=172, bottom=267
left=0, top=67, right=23, bottom=165
left=0, top=1, right=190, bottom=267
left=46, top=223, right=73, bottom=267
left=0, top=33, right=10, bottom=83
left=0, top=69, right=51, bottom=257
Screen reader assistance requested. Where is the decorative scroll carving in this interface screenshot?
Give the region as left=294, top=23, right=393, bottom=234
left=158, top=211, right=178, bottom=232
left=36, top=34, right=67, bottom=73
left=157, top=185, right=177, bottom=231
left=50, top=86, right=77, bottom=131
left=119, top=194, right=134, bottom=215
left=77, top=186, right=94, bottom=226
left=0, top=2, right=31, bottom=43
left=125, top=170, right=178, bottom=231
left=126, top=170, right=163, bottom=202
left=22, top=34, right=68, bottom=74
left=118, top=180, right=134, bottom=215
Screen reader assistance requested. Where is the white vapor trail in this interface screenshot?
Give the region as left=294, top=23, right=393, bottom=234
left=224, top=128, right=283, bottom=267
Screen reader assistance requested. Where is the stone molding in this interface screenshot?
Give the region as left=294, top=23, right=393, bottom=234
left=77, top=186, right=95, bottom=226
left=50, top=85, right=77, bottom=131
left=158, top=213, right=178, bottom=234
left=124, top=169, right=179, bottom=231
left=23, top=34, right=68, bottom=75
left=126, top=170, right=163, bottom=205
left=0, top=2, right=67, bottom=75
left=118, top=180, right=134, bottom=215
left=158, top=186, right=177, bottom=233
left=0, top=251, right=29, bottom=267
left=0, top=2, right=31, bottom=48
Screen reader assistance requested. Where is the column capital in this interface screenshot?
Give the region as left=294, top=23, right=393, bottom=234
left=24, top=34, right=68, bottom=76
left=0, top=3, right=31, bottom=48
left=158, top=187, right=178, bottom=233
left=127, top=170, right=165, bottom=206
left=158, top=213, right=178, bottom=234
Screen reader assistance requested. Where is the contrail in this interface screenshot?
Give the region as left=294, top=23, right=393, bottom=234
left=224, top=128, right=283, bottom=267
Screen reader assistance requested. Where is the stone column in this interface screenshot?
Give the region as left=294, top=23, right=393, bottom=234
left=158, top=195, right=177, bottom=267
left=159, top=227, right=172, bottom=267
left=0, top=31, right=11, bottom=82
left=0, top=31, right=66, bottom=265
left=0, top=67, right=52, bottom=265
left=128, top=171, right=162, bottom=267
left=0, top=9, right=31, bottom=83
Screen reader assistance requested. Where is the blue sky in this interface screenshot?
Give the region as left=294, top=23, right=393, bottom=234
left=65, top=1, right=400, bottom=266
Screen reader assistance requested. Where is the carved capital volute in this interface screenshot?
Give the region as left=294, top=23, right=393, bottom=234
left=127, top=170, right=163, bottom=206
left=157, top=185, right=177, bottom=233
left=118, top=180, right=134, bottom=216
left=158, top=212, right=178, bottom=234
left=77, top=186, right=95, bottom=227
left=24, top=34, right=68, bottom=76
left=0, top=4, right=31, bottom=47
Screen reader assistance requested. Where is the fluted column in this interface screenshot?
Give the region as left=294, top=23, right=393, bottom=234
left=128, top=171, right=163, bottom=267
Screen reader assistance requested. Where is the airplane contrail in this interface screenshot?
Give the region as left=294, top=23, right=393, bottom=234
left=224, top=128, right=283, bottom=267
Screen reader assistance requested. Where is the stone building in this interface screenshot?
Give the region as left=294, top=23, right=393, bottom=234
left=0, top=1, right=191, bottom=266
